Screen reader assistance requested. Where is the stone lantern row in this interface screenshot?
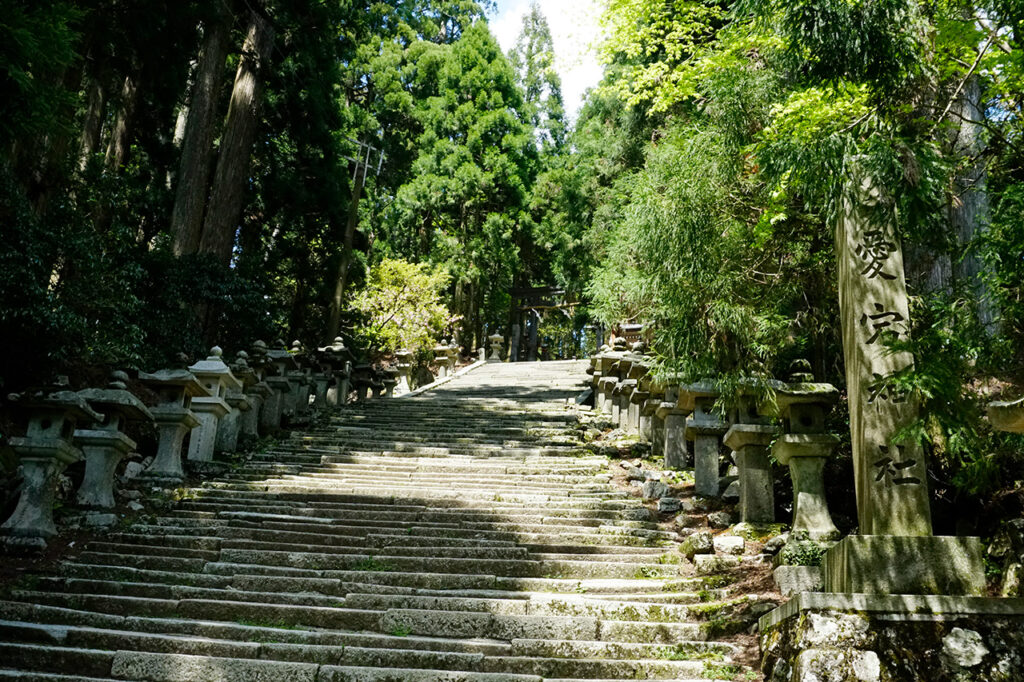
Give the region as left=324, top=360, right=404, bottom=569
left=588, top=345, right=845, bottom=557
left=0, top=338, right=397, bottom=550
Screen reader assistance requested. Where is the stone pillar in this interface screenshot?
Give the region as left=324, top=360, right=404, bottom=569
left=2, top=392, right=100, bottom=545
left=650, top=385, right=666, bottom=461
left=395, top=350, right=413, bottom=395
left=74, top=372, right=154, bottom=509
left=724, top=394, right=777, bottom=524
left=610, top=380, right=623, bottom=425
left=598, top=376, right=617, bottom=416
left=187, top=347, right=241, bottom=463
left=639, top=396, right=657, bottom=443
left=823, top=169, right=983, bottom=594
left=618, top=379, right=637, bottom=432
left=657, top=386, right=690, bottom=470
left=681, top=382, right=727, bottom=498
left=488, top=334, right=504, bottom=362
left=140, top=370, right=207, bottom=481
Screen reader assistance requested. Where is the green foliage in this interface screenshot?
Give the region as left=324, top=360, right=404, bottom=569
left=351, top=258, right=453, bottom=354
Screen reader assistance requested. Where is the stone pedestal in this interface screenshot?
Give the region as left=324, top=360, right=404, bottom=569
left=760, top=593, right=1024, bottom=682
left=598, top=377, right=617, bottom=416
left=4, top=448, right=77, bottom=541
left=619, top=379, right=637, bottom=431
left=651, top=408, right=666, bottom=461
left=658, top=396, right=690, bottom=470
left=724, top=423, right=777, bottom=524
left=639, top=397, right=658, bottom=443
left=395, top=350, right=413, bottom=395
left=74, top=430, right=135, bottom=509
left=823, top=535, right=986, bottom=596
left=240, top=382, right=270, bottom=441
left=2, top=392, right=100, bottom=543
left=774, top=434, right=841, bottom=541
left=263, top=376, right=291, bottom=432
left=188, top=398, right=229, bottom=462
left=139, top=370, right=207, bottom=481
left=215, top=392, right=251, bottom=454
left=146, top=407, right=199, bottom=480
left=383, top=368, right=399, bottom=398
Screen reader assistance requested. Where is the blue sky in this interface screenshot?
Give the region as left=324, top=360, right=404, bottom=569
left=488, top=0, right=604, bottom=121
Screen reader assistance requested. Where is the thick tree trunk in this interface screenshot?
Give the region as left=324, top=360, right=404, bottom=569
left=328, top=172, right=365, bottom=339
left=199, top=10, right=274, bottom=263
left=104, top=68, right=141, bottom=171
left=949, top=77, right=997, bottom=331
left=78, top=68, right=108, bottom=171
left=171, top=6, right=233, bottom=256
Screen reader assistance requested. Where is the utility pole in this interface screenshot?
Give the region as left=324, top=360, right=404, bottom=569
left=328, top=138, right=384, bottom=340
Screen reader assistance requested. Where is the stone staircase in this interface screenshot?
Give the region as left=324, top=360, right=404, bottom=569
left=0, top=360, right=762, bottom=681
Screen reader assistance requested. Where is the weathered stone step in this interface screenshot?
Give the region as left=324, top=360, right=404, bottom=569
left=342, top=593, right=701, bottom=622
left=0, top=644, right=112, bottom=679
left=0, top=602, right=512, bottom=655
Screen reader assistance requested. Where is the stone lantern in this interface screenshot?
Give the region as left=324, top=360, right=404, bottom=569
left=434, top=342, right=452, bottom=379
left=139, top=369, right=207, bottom=481
left=680, top=381, right=728, bottom=498
left=267, top=340, right=298, bottom=423
left=232, top=351, right=269, bottom=443
left=74, top=372, right=154, bottom=509
left=351, top=364, right=376, bottom=401
left=319, top=337, right=352, bottom=407
left=287, top=340, right=313, bottom=423
left=251, top=340, right=282, bottom=432
left=772, top=361, right=842, bottom=542
left=445, top=341, right=459, bottom=376
left=488, top=334, right=504, bottom=363
left=394, top=349, right=413, bottom=395
left=724, top=384, right=778, bottom=524
left=187, top=347, right=242, bottom=463
left=1, top=391, right=103, bottom=544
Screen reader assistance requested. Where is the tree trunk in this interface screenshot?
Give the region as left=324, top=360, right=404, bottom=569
left=171, top=6, right=233, bottom=256
left=327, top=170, right=365, bottom=340
left=948, top=76, right=997, bottom=332
left=78, top=67, right=108, bottom=171
left=199, top=9, right=274, bottom=263
left=104, top=68, right=141, bottom=171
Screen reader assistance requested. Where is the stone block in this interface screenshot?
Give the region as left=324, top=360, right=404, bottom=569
left=641, top=479, right=668, bottom=501
left=657, top=497, right=682, bottom=513
left=707, top=511, right=732, bottom=529
left=714, top=535, right=745, bottom=555
left=822, top=535, right=986, bottom=596
left=694, top=553, right=740, bottom=574
left=680, top=531, right=713, bottom=560
left=773, top=565, right=823, bottom=597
